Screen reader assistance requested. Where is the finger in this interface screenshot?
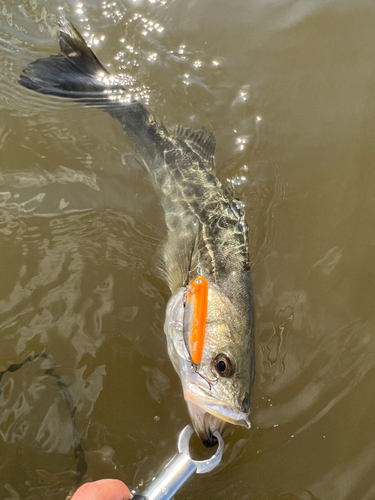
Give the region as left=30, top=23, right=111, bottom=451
left=71, top=479, right=132, bottom=500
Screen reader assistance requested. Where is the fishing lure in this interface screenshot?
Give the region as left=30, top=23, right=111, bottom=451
left=183, top=276, right=208, bottom=365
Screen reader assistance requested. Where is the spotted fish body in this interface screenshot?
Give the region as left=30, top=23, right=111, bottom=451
left=19, top=18, right=255, bottom=446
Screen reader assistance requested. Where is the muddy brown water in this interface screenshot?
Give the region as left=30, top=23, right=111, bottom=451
left=1, top=0, right=375, bottom=499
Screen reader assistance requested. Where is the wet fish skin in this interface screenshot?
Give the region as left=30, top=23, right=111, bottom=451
left=19, top=18, right=255, bottom=446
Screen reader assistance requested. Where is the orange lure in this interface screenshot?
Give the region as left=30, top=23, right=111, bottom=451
left=183, top=276, right=209, bottom=365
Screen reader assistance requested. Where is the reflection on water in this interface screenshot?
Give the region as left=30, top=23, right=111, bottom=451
left=1, top=0, right=375, bottom=498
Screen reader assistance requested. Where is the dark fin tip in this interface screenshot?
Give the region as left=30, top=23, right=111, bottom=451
left=19, top=16, right=122, bottom=98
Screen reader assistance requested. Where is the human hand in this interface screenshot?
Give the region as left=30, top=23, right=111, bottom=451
left=71, top=479, right=132, bottom=500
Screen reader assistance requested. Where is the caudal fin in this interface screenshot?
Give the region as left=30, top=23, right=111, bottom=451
left=19, top=17, right=123, bottom=98
left=19, top=17, right=165, bottom=167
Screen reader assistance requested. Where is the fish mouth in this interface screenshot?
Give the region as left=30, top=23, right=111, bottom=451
left=185, top=396, right=251, bottom=447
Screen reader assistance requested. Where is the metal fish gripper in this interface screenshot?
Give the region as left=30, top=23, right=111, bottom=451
left=132, top=424, right=224, bottom=500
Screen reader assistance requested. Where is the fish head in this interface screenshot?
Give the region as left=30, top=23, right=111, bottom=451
left=164, top=271, right=254, bottom=446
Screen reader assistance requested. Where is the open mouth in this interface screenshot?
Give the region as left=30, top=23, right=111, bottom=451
left=186, top=397, right=250, bottom=447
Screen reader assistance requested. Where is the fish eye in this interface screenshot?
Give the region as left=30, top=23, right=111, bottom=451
left=213, top=353, right=233, bottom=377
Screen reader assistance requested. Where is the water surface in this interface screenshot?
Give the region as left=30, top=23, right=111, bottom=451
left=1, top=0, right=375, bottom=499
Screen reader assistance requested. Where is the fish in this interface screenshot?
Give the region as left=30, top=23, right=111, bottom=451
left=19, top=18, right=255, bottom=447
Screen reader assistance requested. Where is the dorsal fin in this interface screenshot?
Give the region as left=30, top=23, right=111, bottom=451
left=174, top=125, right=216, bottom=163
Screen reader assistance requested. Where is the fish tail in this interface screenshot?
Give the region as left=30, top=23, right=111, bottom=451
left=19, top=17, right=122, bottom=98
left=19, top=17, right=165, bottom=166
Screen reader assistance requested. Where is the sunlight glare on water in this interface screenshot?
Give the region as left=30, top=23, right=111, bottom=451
left=1, top=0, right=375, bottom=499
